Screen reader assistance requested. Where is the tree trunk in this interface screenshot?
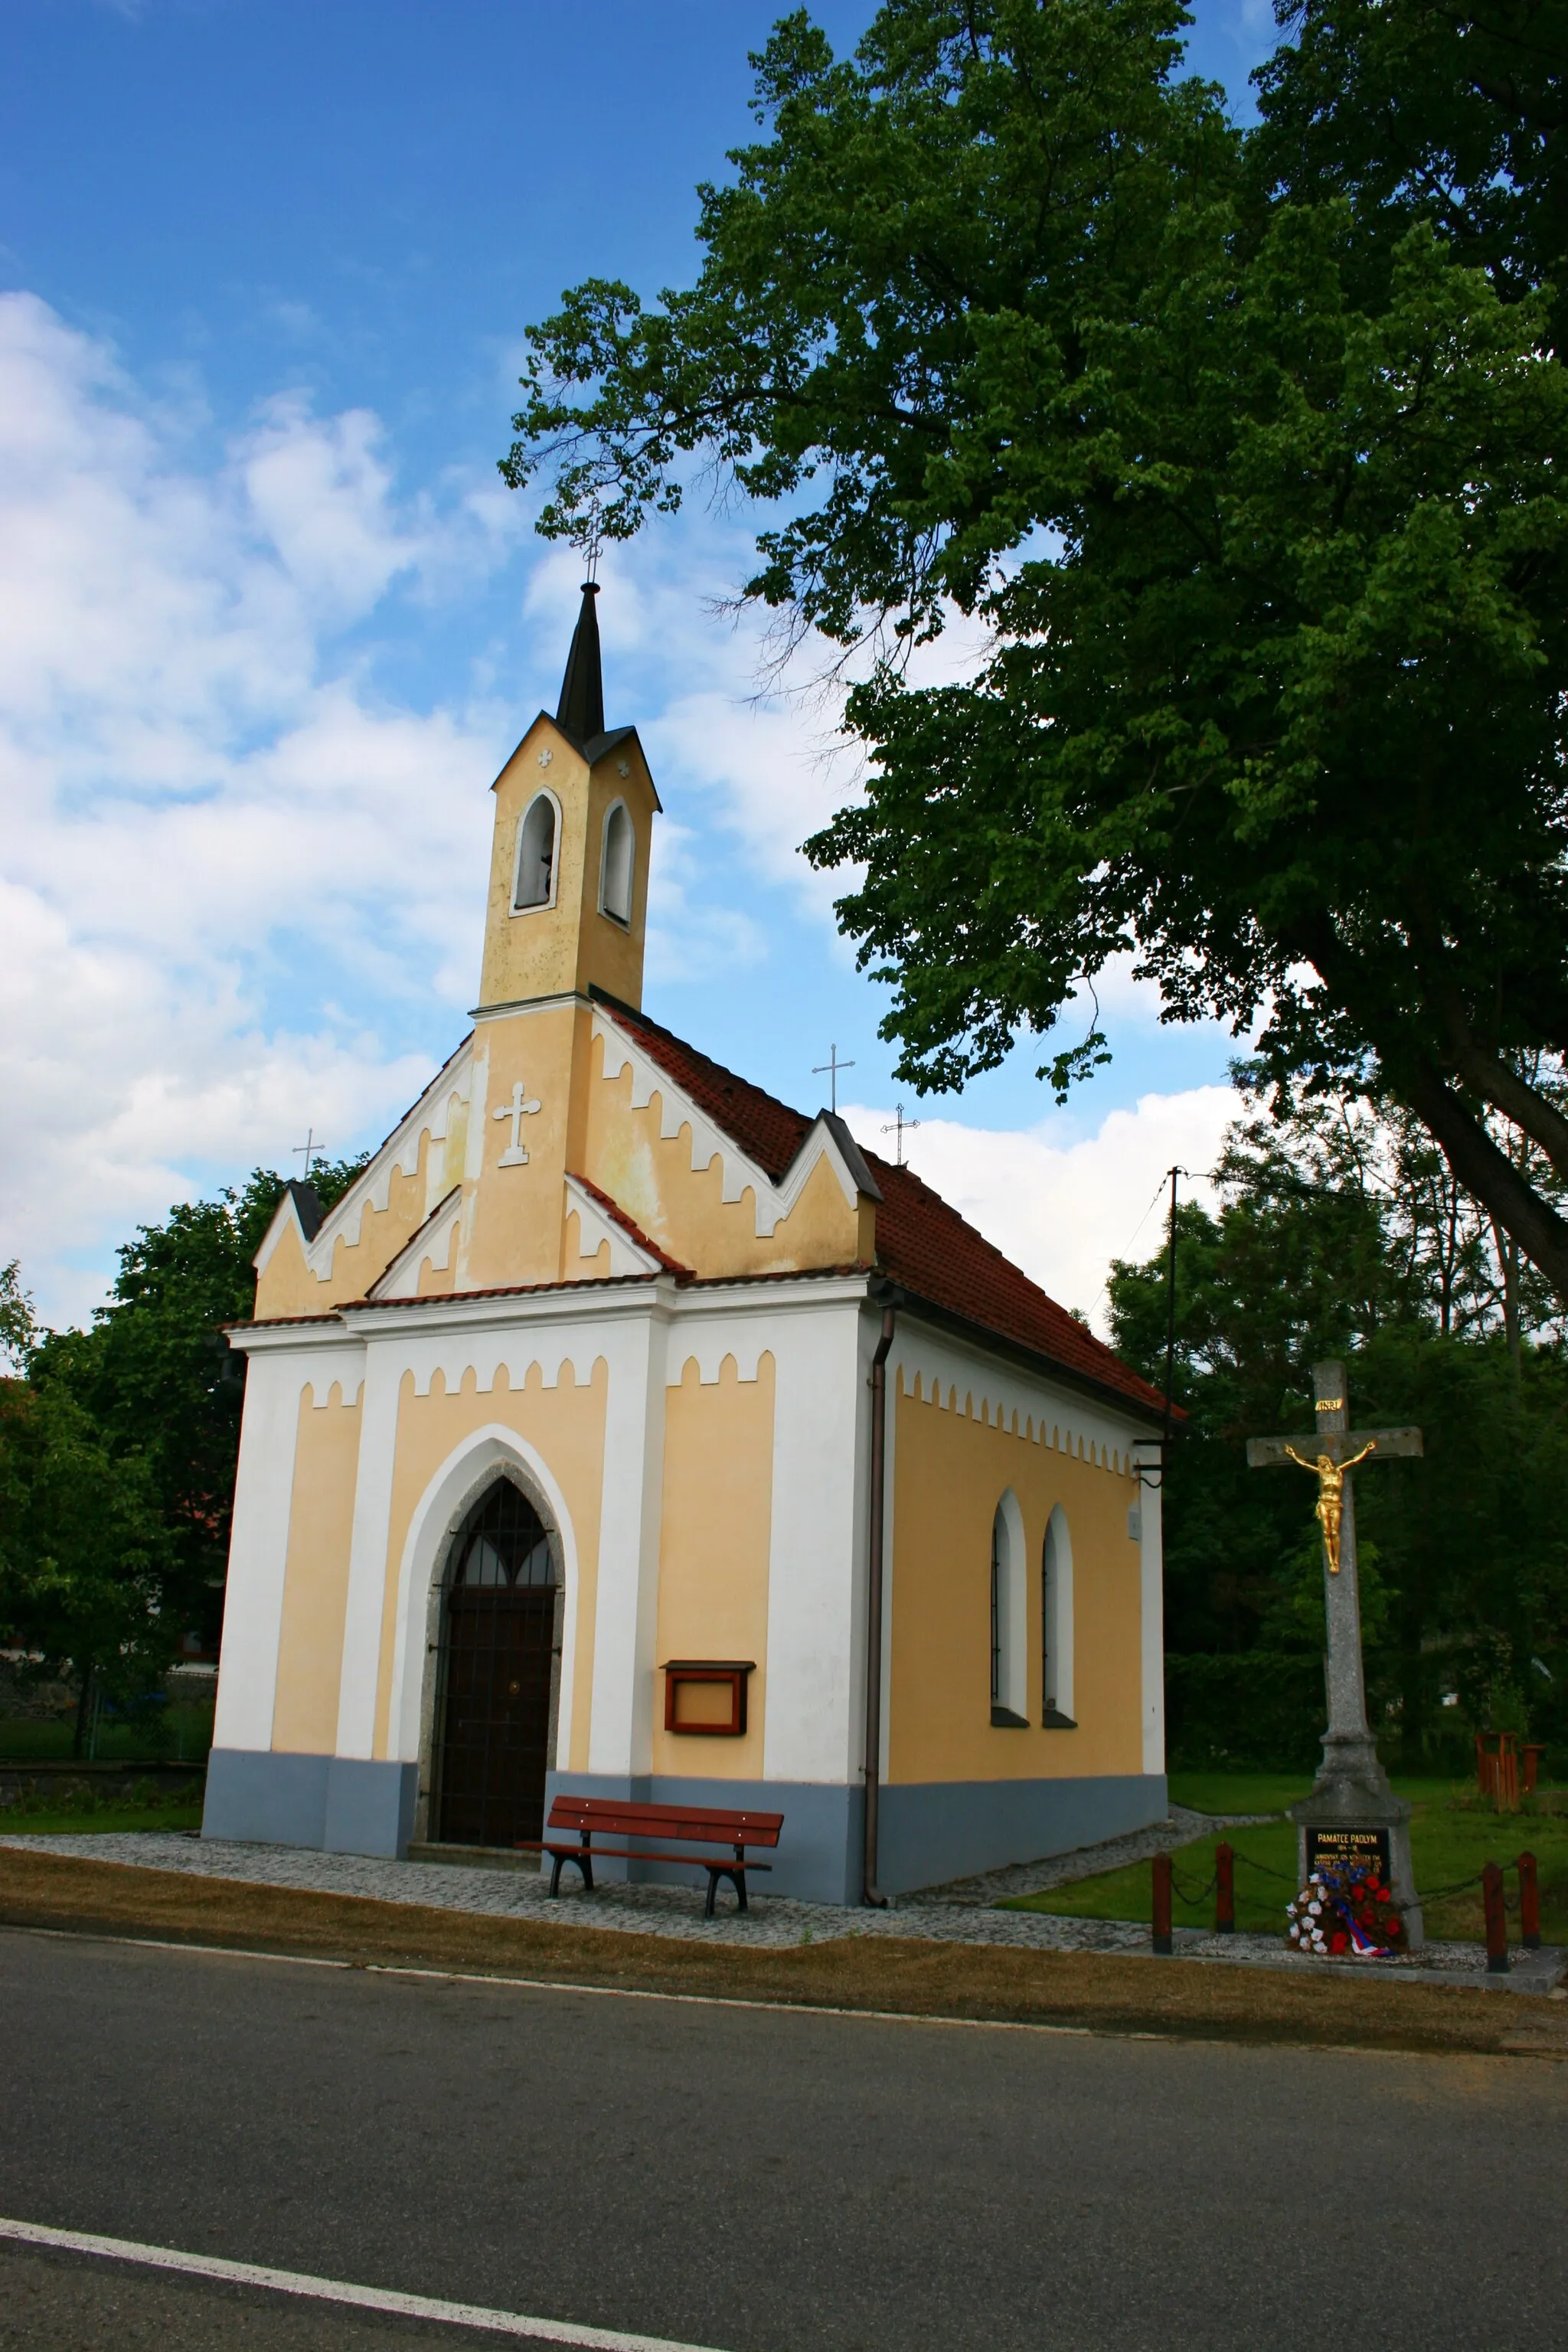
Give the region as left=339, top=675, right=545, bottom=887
left=72, top=1662, right=93, bottom=1761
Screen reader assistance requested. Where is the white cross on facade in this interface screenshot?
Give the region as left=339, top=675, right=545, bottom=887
left=493, top=1079, right=541, bottom=1166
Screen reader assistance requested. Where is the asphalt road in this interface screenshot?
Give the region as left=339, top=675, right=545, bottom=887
left=2, top=1926, right=1565, bottom=2352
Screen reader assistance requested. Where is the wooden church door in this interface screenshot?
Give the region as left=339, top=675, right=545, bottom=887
left=436, top=1479, right=558, bottom=1847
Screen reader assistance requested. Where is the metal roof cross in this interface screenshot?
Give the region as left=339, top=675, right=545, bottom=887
left=812, top=1044, right=855, bottom=1114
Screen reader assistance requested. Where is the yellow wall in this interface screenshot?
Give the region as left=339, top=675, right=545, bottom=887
left=652, top=1352, right=776, bottom=1781
left=254, top=1119, right=472, bottom=1320
left=478, top=719, right=655, bottom=1013
left=371, top=1357, right=609, bottom=1766
left=271, top=1381, right=361, bottom=1753
left=463, top=1002, right=580, bottom=1291
left=887, top=1371, right=1143, bottom=1784
left=583, top=1031, right=870, bottom=1277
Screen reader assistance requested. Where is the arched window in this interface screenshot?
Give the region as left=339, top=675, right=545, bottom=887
left=1042, top=1504, right=1076, bottom=1726
left=990, top=1494, right=1027, bottom=1726
left=599, top=799, right=634, bottom=925
left=513, top=791, right=558, bottom=911
left=435, top=1478, right=559, bottom=1849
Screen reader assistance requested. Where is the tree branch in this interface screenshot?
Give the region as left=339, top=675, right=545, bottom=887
left=1400, top=1060, right=1568, bottom=1300
left=1447, top=1031, right=1568, bottom=1187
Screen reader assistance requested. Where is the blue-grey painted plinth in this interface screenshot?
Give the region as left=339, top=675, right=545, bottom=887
left=202, top=1752, right=1167, bottom=1898
left=544, top=1772, right=863, bottom=1906
left=543, top=1770, right=1167, bottom=1906
left=202, top=1749, right=417, bottom=1859
left=878, top=1772, right=1168, bottom=1895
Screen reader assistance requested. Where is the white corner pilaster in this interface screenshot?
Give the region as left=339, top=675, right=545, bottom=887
left=761, top=1298, right=866, bottom=1785
left=211, top=1351, right=304, bottom=1753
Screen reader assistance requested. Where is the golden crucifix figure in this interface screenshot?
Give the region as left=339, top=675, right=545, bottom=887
left=1283, top=1440, right=1377, bottom=1573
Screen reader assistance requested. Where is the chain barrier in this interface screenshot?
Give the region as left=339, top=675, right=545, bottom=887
left=1170, top=1869, right=1217, bottom=1906
left=1415, top=1871, right=1488, bottom=1903
left=1162, top=1849, right=1542, bottom=1929
left=1232, top=1851, right=1298, bottom=1883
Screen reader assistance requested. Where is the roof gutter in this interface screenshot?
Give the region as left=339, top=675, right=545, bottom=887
left=862, top=1298, right=897, bottom=1907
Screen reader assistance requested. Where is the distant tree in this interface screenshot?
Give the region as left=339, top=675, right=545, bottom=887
left=1109, top=1080, right=1568, bottom=1765
left=505, top=0, right=1568, bottom=1299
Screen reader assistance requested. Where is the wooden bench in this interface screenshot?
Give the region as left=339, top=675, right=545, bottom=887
left=536, top=1796, right=784, bottom=1916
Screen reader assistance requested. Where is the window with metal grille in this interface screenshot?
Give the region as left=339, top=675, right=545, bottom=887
left=434, top=1479, right=558, bottom=1849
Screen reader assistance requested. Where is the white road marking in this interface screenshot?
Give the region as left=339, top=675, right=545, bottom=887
left=0, top=2216, right=730, bottom=2350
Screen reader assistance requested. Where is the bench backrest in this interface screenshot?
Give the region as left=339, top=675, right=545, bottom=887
left=547, top=1795, right=783, bottom=1851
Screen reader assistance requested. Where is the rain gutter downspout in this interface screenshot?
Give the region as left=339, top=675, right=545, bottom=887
left=863, top=1298, right=897, bottom=1906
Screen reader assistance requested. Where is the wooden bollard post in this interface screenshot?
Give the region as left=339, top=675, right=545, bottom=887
left=1482, top=1862, right=1510, bottom=1974
left=1518, top=1852, right=1541, bottom=1951
left=1214, top=1841, right=1235, bottom=1935
left=1152, top=1851, right=1174, bottom=1955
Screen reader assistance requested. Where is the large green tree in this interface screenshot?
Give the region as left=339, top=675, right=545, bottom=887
left=2, top=1161, right=364, bottom=1719
left=505, top=0, right=1568, bottom=1294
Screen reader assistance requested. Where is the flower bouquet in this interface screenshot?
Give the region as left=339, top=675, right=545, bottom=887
left=1286, top=1862, right=1405, bottom=1958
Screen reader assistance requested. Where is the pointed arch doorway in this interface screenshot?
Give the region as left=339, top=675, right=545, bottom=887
left=433, top=1478, right=560, bottom=1848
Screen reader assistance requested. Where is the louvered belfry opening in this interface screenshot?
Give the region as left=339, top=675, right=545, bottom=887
left=434, top=1478, right=558, bottom=1848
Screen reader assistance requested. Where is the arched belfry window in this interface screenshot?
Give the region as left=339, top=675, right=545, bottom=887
left=600, top=799, right=634, bottom=926
left=513, top=790, right=558, bottom=911
left=434, top=1478, right=560, bottom=1848
left=1042, top=1505, right=1076, bottom=1726
left=990, top=1494, right=1028, bottom=1726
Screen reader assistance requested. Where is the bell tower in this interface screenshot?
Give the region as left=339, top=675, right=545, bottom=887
left=478, top=582, right=660, bottom=1014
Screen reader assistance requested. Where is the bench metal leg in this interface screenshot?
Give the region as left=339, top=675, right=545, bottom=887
left=549, top=1850, right=593, bottom=1896
left=704, top=1866, right=747, bottom=1919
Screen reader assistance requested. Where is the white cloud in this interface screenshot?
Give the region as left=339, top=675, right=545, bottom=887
left=0, top=292, right=514, bottom=1326
left=841, top=1086, right=1237, bottom=1335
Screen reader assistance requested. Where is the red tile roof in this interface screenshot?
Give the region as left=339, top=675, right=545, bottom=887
left=596, top=995, right=1167, bottom=1419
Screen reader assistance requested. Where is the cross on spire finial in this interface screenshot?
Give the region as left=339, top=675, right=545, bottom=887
left=812, top=1044, right=855, bottom=1114
left=292, top=1128, right=325, bottom=1180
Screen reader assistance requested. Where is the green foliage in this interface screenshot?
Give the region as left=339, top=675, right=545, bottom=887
left=0, top=1366, right=170, bottom=1710
left=506, top=0, right=1568, bottom=1295
left=0, top=1159, right=367, bottom=1713
left=1109, top=1083, right=1568, bottom=1767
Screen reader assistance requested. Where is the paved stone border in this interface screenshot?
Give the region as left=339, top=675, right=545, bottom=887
left=915, top=1804, right=1277, bottom=1905
left=2, top=1828, right=1561, bottom=1993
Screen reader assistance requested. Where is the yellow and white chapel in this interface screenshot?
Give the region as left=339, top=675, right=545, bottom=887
left=205, top=584, right=1171, bottom=1903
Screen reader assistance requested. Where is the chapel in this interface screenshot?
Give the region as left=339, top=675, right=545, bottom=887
left=204, top=584, right=1171, bottom=1903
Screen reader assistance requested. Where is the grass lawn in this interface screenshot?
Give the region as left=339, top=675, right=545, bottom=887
left=0, top=1707, right=213, bottom=1765
left=1003, top=1773, right=1568, bottom=1942
left=4, top=1844, right=1566, bottom=2059
left=0, top=1780, right=204, bottom=1837
left=3, top=1802, right=204, bottom=1834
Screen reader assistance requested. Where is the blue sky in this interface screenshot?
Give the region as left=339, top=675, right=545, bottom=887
left=1, top=0, right=1280, bottom=1327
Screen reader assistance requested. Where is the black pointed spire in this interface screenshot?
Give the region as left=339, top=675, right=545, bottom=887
left=555, top=580, right=604, bottom=745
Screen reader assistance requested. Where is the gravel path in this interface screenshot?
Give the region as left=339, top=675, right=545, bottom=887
left=4, top=1824, right=1560, bottom=1991
left=916, top=1802, right=1276, bottom=1904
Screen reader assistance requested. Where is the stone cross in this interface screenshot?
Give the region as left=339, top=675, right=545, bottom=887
left=493, top=1080, right=541, bottom=1168
left=1247, top=1361, right=1426, bottom=1945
